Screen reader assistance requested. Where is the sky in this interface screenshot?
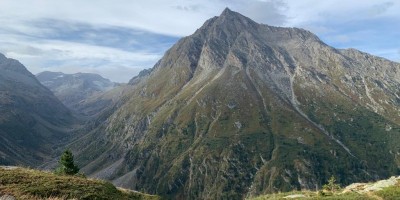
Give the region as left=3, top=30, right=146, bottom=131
left=0, top=0, right=399, bottom=82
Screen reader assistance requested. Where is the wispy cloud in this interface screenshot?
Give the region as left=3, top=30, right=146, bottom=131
left=0, top=18, right=179, bottom=82
left=0, top=0, right=398, bottom=82
left=367, top=1, right=395, bottom=16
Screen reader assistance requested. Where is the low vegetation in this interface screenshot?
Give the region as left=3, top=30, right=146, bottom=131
left=0, top=167, right=159, bottom=200
left=250, top=191, right=375, bottom=200
left=249, top=176, right=400, bottom=200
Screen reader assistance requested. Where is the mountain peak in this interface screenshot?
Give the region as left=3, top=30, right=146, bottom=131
left=218, top=7, right=247, bottom=21
left=203, top=7, right=258, bottom=36
left=66, top=9, right=400, bottom=200
left=0, top=53, right=6, bottom=60
left=220, top=7, right=234, bottom=16
left=0, top=53, right=33, bottom=77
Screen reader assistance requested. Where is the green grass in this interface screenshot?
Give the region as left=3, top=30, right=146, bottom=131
left=0, top=167, right=160, bottom=200
left=249, top=190, right=374, bottom=200
left=250, top=181, right=400, bottom=200
left=376, top=181, right=400, bottom=200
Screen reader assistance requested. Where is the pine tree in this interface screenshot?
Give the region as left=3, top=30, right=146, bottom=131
left=55, top=149, right=79, bottom=175
left=323, top=175, right=341, bottom=192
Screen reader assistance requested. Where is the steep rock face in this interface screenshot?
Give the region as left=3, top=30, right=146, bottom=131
left=128, top=68, right=152, bottom=86
left=36, top=71, right=116, bottom=117
left=74, top=9, right=400, bottom=199
left=0, top=54, right=77, bottom=166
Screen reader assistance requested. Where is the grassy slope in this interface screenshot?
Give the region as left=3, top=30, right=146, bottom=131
left=250, top=191, right=374, bottom=200
left=0, top=167, right=160, bottom=200
left=249, top=178, right=400, bottom=200
left=77, top=63, right=399, bottom=199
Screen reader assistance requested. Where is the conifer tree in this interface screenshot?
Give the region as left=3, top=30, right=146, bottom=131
left=55, top=149, right=79, bottom=175
left=323, top=175, right=341, bottom=192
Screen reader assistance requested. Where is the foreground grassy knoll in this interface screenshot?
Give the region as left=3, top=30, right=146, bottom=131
left=0, top=167, right=160, bottom=200
left=249, top=176, right=400, bottom=200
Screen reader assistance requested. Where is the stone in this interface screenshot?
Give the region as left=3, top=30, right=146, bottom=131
left=0, top=195, right=16, bottom=200
left=283, top=194, right=306, bottom=199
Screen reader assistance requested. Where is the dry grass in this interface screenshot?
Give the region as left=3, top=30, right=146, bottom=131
left=249, top=181, right=400, bottom=200
left=0, top=167, right=160, bottom=200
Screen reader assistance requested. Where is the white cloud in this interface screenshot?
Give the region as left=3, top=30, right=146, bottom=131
left=0, top=32, right=161, bottom=82
left=284, top=0, right=400, bottom=27
left=0, top=0, right=211, bottom=37
left=0, top=0, right=399, bottom=82
left=0, top=0, right=291, bottom=37
left=0, top=0, right=398, bottom=36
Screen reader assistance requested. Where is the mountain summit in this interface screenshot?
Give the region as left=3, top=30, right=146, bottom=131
left=73, top=9, right=400, bottom=199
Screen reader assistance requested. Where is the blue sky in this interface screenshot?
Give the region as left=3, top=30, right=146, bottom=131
left=0, top=0, right=399, bottom=82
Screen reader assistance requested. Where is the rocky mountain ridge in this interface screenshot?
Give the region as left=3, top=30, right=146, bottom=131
left=0, top=54, right=78, bottom=166
left=0, top=7, right=398, bottom=200
left=68, top=8, right=400, bottom=199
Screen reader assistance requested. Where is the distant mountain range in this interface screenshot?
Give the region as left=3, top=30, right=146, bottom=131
left=0, top=8, right=399, bottom=200
left=36, top=71, right=117, bottom=117
left=0, top=53, right=77, bottom=166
